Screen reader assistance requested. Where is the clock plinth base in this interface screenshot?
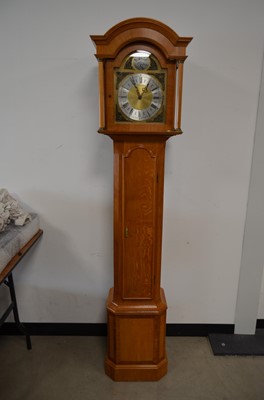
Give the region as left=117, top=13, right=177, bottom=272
left=105, top=357, right=167, bottom=382
left=105, top=288, right=167, bottom=381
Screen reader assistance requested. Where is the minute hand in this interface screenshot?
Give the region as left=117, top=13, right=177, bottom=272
left=130, top=77, right=141, bottom=98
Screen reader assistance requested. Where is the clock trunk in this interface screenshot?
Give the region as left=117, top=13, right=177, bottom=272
left=105, top=137, right=168, bottom=380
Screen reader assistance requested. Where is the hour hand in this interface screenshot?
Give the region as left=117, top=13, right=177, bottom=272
left=141, top=81, right=150, bottom=96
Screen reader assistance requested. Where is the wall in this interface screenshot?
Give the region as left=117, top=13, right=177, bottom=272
left=0, top=0, right=263, bottom=324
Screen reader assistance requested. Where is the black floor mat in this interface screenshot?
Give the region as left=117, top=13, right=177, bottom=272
left=209, top=330, right=264, bottom=355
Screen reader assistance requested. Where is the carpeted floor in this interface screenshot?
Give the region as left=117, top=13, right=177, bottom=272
left=0, top=335, right=264, bottom=400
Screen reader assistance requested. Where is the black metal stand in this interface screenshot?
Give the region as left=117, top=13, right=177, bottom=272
left=0, top=229, right=43, bottom=349
left=0, top=272, right=32, bottom=350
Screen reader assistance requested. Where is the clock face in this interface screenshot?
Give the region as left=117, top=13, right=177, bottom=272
left=117, top=73, right=163, bottom=122
left=115, top=51, right=166, bottom=123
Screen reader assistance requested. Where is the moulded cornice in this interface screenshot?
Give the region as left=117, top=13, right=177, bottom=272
left=90, top=18, right=192, bottom=60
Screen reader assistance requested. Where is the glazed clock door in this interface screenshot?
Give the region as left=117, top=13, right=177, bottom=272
left=115, top=50, right=167, bottom=124
left=122, top=145, right=156, bottom=300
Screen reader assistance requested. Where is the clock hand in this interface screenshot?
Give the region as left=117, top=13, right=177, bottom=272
left=140, top=81, right=150, bottom=98
left=130, top=76, right=141, bottom=99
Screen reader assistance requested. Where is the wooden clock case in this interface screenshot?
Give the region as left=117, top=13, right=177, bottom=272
left=91, top=18, right=192, bottom=381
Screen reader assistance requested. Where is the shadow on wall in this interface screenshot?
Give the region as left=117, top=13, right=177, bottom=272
left=161, top=59, right=255, bottom=323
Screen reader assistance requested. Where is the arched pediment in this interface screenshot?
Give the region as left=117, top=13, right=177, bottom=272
left=91, top=18, right=192, bottom=60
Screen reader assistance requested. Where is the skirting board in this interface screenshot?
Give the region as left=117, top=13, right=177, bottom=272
left=0, top=321, right=263, bottom=337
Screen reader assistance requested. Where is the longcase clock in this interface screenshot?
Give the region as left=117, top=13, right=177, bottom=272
left=91, top=18, right=192, bottom=381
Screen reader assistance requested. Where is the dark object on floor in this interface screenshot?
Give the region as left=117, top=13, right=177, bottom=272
left=209, top=331, right=264, bottom=355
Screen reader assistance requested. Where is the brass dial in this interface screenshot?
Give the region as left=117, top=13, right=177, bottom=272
left=117, top=73, right=163, bottom=122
